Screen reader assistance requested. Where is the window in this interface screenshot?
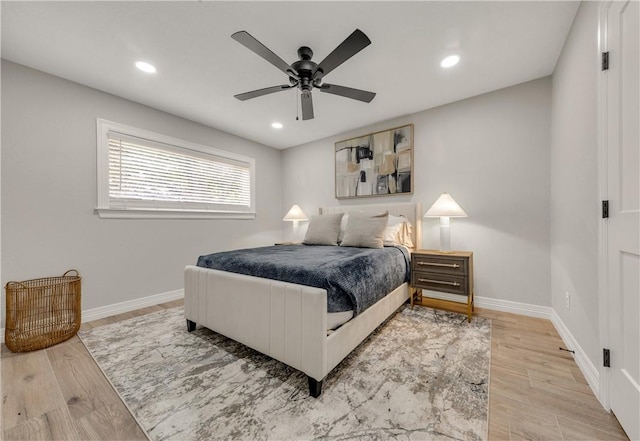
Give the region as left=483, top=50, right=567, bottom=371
left=96, top=119, right=255, bottom=219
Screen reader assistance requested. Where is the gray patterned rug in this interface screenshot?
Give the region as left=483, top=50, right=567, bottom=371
left=79, top=305, right=491, bottom=441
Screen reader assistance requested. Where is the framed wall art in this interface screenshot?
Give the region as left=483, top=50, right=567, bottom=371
left=335, top=124, right=413, bottom=199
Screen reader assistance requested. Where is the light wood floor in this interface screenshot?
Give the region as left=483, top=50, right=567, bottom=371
left=1, top=300, right=629, bottom=441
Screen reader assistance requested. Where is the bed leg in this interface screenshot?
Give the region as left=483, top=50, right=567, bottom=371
left=186, top=320, right=196, bottom=332
left=308, top=376, right=323, bottom=398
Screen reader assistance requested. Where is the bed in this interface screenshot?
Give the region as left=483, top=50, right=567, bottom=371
left=184, top=202, right=421, bottom=397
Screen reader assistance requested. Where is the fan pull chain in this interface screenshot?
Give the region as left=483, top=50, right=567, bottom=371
left=295, top=89, right=300, bottom=121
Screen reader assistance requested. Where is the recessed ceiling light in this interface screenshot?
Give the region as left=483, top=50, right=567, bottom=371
left=271, top=122, right=283, bottom=129
left=440, top=55, right=460, bottom=68
left=135, top=61, right=156, bottom=74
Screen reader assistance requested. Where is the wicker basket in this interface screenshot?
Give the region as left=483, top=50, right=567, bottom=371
left=4, top=270, right=81, bottom=352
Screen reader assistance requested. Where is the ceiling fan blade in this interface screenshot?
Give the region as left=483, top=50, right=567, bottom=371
left=234, top=85, right=292, bottom=101
left=231, top=31, right=297, bottom=78
left=313, top=29, right=371, bottom=79
left=301, top=91, right=314, bottom=120
left=319, top=84, right=376, bottom=103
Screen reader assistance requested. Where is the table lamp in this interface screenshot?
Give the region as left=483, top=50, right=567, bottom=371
left=424, top=193, right=467, bottom=252
left=283, top=204, right=308, bottom=242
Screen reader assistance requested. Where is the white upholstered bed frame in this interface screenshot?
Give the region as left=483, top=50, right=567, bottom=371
left=184, top=202, right=422, bottom=397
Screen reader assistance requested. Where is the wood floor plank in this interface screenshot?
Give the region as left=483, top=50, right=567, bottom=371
left=494, top=342, right=577, bottom=366
left=487, top=416, right=511, bottom=441
left=557, top=413, right=630, bottom=441
left=2, top=406, right=80, bottom=441
left=75, top=403, right=148, bottom=441
left=1, top=350, right=68, bottom=430
left=509, top=417, right=564, bottom=441
left=491, top=364, right=531, bottom=385
left=46, top=337, right=124, bottom=421
left=489, top=379, right=532, bottom=406
left=527, top=368, right=594, bottom=396
left=493, top=353, right=576, bottom=381
left=568, top=365, right=589, bottom=385
left=527, top=386, right=624, bottom=430
left=491, top=394, right=558, bottom=423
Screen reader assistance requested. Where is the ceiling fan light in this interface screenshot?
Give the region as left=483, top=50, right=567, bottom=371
left=440, top=54, right=460, bottom=68
left=135, top=61, right=156, bottom=74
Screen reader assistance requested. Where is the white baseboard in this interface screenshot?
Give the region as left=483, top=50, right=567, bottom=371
left=1, top=289, right=184, bottom=344
left=475, top=295, right=553, bottom=319
left=81, top=289, right=184, bottom=323
left=550, top=309, right=601, bottom=404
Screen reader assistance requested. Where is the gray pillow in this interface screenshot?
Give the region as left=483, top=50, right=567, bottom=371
left=302, top=213, right=344, bottom=246
left=340, top=211, right=389, bottom=249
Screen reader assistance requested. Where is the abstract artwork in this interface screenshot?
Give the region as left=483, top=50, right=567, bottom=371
left=335, top=124, right=413, bottom=199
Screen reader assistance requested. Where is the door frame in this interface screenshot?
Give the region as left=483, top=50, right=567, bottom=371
left=597, top=0, right=611, bottom=411
left=597, top=0, right=640, bottom=415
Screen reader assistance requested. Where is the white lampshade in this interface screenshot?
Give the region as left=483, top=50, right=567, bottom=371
left=424, top=193, right=467, bottom=218
left=424, top=193, right=467, bottom=252
left=283, top=204, right=308, bottom=222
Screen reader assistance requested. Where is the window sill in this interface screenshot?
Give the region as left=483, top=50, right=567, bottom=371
left=95, top=208, right=256, bottom=220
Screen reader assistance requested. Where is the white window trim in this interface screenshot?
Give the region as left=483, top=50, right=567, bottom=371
left=96, top=118, right=256, bottom=219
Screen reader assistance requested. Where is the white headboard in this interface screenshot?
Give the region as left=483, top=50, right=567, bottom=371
left=319, top=202, right=422, bottom=248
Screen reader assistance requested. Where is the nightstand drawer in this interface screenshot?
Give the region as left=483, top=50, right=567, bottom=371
left=413, top=254, right=468, bottom=276
left=412, top=271, right=468, bottom=296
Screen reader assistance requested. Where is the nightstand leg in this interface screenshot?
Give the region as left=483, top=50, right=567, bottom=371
left=410, top=288, right=423, bottom=309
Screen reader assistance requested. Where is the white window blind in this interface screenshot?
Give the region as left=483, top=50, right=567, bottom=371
left=96, top=119, right=255, bottom=219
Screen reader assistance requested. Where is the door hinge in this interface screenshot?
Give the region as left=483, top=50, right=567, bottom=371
left=603, top=348, right=611, bottom=367
left=602, top=51, right=609, bottom=71
left=602, top=200, right=609, bottom=218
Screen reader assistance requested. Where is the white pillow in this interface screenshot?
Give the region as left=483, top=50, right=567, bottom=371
left=337, top=213, right=349, bottom=244
left=381, top=214, right=404, bottom=245
left=302, top=213, right=344, bottom=246
left=387, top=214, right=406, bottom=226
left=340, top=211, right=389, bottom=249
left=383, top=223, right=404, bottom=246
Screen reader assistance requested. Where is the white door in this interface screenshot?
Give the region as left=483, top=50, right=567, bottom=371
left=605, top=1, right=640, bottom=439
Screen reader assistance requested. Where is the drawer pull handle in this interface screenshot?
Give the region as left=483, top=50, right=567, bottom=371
left=418, top=262, right=460, bottom=269
left=418, top=278, right=460, bottom=287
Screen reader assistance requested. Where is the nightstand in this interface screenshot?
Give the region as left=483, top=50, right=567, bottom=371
left=410, top=250, right=474, bottom=322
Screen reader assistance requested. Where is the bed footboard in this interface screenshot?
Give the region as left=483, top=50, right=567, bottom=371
left=184, top=265, right=328, bottom=382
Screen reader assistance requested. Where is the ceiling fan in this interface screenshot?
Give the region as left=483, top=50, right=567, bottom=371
left=231, top=29, right=376, bottom=121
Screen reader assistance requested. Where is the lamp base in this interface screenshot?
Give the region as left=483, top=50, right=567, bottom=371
left=439, top=217, right=451, bottom=252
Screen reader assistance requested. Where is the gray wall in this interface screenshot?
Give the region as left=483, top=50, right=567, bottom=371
left=550, top=2, right=600, bottom=367
left=283, top=78, right=552, bottom=307
left=1, top=60, right=283, bottom=324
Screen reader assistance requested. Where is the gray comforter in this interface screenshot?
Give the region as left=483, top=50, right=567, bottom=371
left=196, top=244, right=410, bottom=315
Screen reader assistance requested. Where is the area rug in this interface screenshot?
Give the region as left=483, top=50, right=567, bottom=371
left=79, top=306, right=491, bottom=441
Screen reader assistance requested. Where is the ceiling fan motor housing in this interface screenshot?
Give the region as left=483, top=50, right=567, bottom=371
left=297, top=46, right=313, bottom=60
left=292, top=47, right=319, bottom=91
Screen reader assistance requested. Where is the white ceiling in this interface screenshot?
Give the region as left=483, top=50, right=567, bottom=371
left=2, top=1, right=579, bottom=150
